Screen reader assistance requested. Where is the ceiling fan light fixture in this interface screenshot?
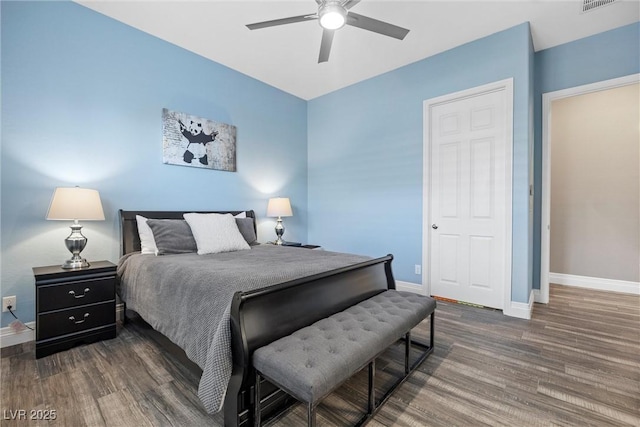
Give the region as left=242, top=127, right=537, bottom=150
left=319, top=2, right=347, bottom=30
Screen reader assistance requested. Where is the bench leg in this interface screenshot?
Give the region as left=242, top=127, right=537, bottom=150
left=368, top=359, right=376, bottom=415
left=307, top=403, right=316, bottom=427
left=254, top=371, right=262, bottom=427
left=430, top=311, right=435, bottom=348
left=405, top=331, right=411, bottom=375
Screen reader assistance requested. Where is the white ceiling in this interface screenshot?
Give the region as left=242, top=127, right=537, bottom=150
left=76, top=0, right=639, bottom=100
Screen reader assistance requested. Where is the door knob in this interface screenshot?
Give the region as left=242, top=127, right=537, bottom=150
left=432, top=224, right=438, bottom=230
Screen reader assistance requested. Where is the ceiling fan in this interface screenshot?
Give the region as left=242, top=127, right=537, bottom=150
left=246, top=0, right=410, bottom=63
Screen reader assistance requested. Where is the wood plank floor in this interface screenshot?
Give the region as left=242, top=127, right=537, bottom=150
left=1, top=284, right=638, bottom=426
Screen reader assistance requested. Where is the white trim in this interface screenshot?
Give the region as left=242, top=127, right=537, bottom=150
left=533, top=288, right=544, bottom=303
left=395, top=280, right=427, bottom=296
left=0, top=322, right=36, bottom=348
left=549, top=273, right=640, bottom=295
left=540, top=73, right=640, bottom=305
left=503, top=290, right=534, bottom=320
left=422, top=78, right=514, bottom=312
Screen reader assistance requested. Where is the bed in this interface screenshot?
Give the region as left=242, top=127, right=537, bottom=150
left=117, top=210, right=397, bottom=426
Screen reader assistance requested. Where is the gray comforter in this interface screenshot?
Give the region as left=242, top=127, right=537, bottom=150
left=117, top=244, right=370, bottom=414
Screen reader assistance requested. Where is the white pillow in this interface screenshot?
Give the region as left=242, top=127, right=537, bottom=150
left=136, top=215, right=157, bottom=254
left=234, top=211, right=247, bottom=218
left=184, top=213, right=250, bottom=255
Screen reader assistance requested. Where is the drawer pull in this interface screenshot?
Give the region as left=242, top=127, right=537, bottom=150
left=68, top=288, right=91, bottom=299
left=69, top=313, right=90, bottom=324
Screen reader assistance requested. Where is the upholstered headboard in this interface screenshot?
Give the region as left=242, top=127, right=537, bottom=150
left=119, top=210, right=257, bottom=256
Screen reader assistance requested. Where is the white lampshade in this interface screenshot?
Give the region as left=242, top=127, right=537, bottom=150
left=267, top=197, right=293, bottom=218
left=46, top=187, right=105, bottom=221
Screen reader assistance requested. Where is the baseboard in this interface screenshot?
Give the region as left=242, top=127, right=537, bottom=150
left=503, top=290, right=534, bottom=320
left=0, top=322, right=36, bottom=348
left=395, top=281, right=427, bottom=296
left=549, top=273, right=640, bottom=295
left=533, top=288, right=547, bottom=304
left=1, top=303, right=126, bottom=349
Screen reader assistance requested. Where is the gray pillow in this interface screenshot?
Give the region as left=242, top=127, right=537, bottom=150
left=235, top=218, right=258, bottom=246
left=146, top=219, right=197, bottom=255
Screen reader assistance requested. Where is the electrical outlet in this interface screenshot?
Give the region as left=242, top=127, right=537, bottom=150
left=414, top=265, right=421, bottom=275
left=2, top=296, right=16, bottom=312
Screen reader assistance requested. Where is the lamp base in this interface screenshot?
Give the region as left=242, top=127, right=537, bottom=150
left=61, top=222, right=90, bottom=269
left=61, top=256, right=90, bottom=270
left=274, top=217, right=285, bottom=245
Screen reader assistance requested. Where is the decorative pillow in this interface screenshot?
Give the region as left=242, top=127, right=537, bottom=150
left=146, top=219, right=197, bottom=255
left=235, top=218, right=258, bottom=246
left=136, top=215, right=157, bottom=254
left=184, top=213, right=250, bottom=255
left=234, top=211, right=247, bottom=219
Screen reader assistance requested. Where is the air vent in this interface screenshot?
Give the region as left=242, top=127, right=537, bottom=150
left=581, top=0, right=618, bottom=13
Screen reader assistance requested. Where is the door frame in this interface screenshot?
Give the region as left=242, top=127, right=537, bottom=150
left=422, top=78, right=514, bottom=310
left=539, top=73, right=639, bottom=304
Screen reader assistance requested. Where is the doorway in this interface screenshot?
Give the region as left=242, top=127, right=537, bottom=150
left=540, top=74, right=640, bottom=303
left=423, top=79, right=513, bottom=310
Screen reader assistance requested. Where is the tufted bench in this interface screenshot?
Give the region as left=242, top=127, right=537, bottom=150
left=252, top=290, right=436, bottom=426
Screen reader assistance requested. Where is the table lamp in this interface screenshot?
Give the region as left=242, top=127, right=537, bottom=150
left=266, top=197, right=293, bottom=245
left=46, top=187, right=105, bottom=269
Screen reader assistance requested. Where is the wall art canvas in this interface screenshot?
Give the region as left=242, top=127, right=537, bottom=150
left=162, top=108, right=236, bottom=172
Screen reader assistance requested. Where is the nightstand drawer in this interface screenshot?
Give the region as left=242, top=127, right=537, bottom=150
left=37, top=301, right=115, bottom=340
left=38, top=277, right=115, bottom=312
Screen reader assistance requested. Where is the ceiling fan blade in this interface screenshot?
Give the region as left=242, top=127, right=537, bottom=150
left=346, top=12, right=409, bottom=40
left=247, top=14, right=317, bottom=30
left=318, top=29, right=335, bottom=63
left=342, top=0, right=362, bottom=10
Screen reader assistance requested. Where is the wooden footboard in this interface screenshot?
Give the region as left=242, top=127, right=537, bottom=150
left=225, top=254, right=395, bottom=427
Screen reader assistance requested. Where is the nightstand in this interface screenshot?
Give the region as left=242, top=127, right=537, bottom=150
left=269, top=242, right=322, bottom=249
left=33, top=260, right=117, bottom=358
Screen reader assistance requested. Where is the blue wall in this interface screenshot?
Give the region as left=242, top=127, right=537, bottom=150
left=531, top=22, right=640, bottom=290
left=308, top=23, right=534, bottom=303
left=0, top=1, right=308, bottom=327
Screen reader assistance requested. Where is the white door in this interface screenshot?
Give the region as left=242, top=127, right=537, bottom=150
left=427, top=87, right=509, bottom=309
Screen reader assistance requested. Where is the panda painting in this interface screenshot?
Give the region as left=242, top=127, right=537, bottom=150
left=178, top=118, right=218, bottom=165
left=162, top=108, right=237, bottom=172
